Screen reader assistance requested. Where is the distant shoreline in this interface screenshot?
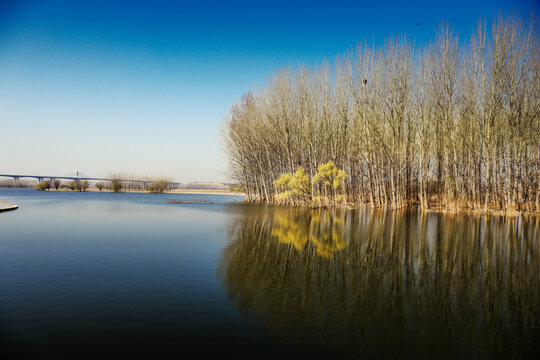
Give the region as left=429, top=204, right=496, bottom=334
left=91, top=189, right=245, bottom=196
left=0, top=187, right=245, bottom=196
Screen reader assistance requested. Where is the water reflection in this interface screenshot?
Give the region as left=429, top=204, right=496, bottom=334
left=220, top=206, right=539, bottom=359
left=271, top=208, right=347, bottom=257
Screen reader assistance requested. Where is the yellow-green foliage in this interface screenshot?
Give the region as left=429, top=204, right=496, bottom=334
left=290, top=167, right=311, bottom=197
left=276, top=191, right=292, bottom=201
left=273, top=167, right=311, bottom=204
left=274, top=163, right=347, bottom=206
left=335, top=194, right=347, bottom=204
left=271, top=212, right=308, bottom=251
left=271, top=209, right=347, bottom=258
left=273, top=173, right=292, bottom=192
left=312, top=161, right=347, bottom=190
left=228, top=185, right=245, bottom=192
left=311, top=195, right=322, bottom=207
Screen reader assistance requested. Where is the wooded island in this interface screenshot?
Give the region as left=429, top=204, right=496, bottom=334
left=224, top=15, right=539, bottom=213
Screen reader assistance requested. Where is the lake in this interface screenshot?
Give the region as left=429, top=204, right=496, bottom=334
left=0, top=188, right=538, bottom=359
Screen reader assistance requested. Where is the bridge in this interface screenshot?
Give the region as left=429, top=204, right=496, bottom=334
left=0, top=171, right=112, bottom=184
left=0, top=172, right=181, bottom=186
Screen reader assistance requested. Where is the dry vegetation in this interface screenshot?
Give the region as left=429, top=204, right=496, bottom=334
left=223, top=14, right=539, bottom=213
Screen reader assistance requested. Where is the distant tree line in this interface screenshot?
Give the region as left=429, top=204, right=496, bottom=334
left=0, top=179, right=32, bottom=188
left=31, top=178, right=171, bottom=193
left=35, top=180, right=89, bottom=191
left=108, top=174, right=174, bottom=193
left=6, top=175, right=174, bottom=193
left=223, top=14, right=539, bottom=212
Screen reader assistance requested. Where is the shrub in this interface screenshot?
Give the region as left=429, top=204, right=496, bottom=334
left=147, top=180, right=170, bottom=193
left=35, top=181, right=50, bottom=191
left=273, top=167, right=311, bottom=205
left=111, top=180, right=122, bottom=192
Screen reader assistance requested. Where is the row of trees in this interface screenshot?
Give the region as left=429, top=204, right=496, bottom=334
left=35, top=180, right=89, bottom=191
left=108, top=174, right=174, bottom=193
left=33, top=178, right=171, bottom=193
left=223, top=14, right=539, bottom=212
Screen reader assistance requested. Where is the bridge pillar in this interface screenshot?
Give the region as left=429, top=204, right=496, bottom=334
left=37, top=177, right=43, bottom=183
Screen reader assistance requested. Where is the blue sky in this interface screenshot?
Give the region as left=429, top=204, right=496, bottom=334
left=0, top=0, right=537, bottom=182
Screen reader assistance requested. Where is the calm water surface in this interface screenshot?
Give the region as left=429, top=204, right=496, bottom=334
left=0, top=189, right=538, bottom=358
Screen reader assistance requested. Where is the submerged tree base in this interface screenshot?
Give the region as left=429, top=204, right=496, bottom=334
left=246, top=198, right=539, bottom=216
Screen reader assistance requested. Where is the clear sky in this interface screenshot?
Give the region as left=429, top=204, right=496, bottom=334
left=0, top=0, right=537, bottom=182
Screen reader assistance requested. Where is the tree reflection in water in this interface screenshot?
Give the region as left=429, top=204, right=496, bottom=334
left=219, top=205, right=538, bottom=359
left=271, top=208, right=347, bottom=257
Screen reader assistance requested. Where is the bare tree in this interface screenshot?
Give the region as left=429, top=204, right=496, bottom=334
left=222, top=13, right=539, bottom=213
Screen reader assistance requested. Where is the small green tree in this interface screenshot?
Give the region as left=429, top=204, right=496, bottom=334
left=147, top=179, right=170, bottom=193
left=67, top=181, right=77, bottom=190
left=111, top=179, right=122, bottom=192
left=35, top=181, right=50, bottom=191
left=228, top=184, right=245, bottom=192
left=81, top=180, right=89, bottom=192
left=95, top=182, right=104, bottom=191
left=53, top=179, right=61, bottom=190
